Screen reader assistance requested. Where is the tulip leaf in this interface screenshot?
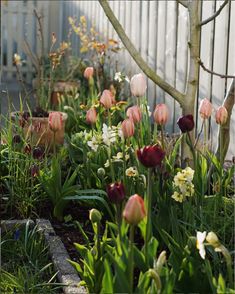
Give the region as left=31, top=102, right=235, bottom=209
left=101, top=259, right=113, bottom=294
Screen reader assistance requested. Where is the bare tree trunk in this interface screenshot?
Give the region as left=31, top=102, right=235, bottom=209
left=215, top=79, right=235, bottom=163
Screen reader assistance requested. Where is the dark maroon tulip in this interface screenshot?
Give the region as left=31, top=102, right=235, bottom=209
left=32, top=146, right=44, bottom=160
left=107, top=182, right=125, bottom=204
left=30, top=164, right=40, bottom=177
left=13, top=134, right=22, bottom=144
left=177, top=114, right=194, bottom=133
left=137, top=145, right=165, bottom=168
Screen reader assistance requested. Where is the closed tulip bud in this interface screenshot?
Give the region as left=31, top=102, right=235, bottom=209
left=177, top=114, right=194, bottom=133
left=107, top=182, right=125, bottom=204
left=121, top=119, right=135, bottom=138
left=156, top=251, right=167, bottom=274
left=84, top=67, right=94, bottom=79
left=89, top=208, right=102, bottom=224
left=137, top=145, right=165, bottom=168
left=215, top=106, right=228, bottom=125
left=130, top=73, right=147, bottom=97
left=100, top=89, right=115, bottom=109
left=199, top=98, right=212, bottom=119
left=206, top=232, right=220, bottom=248
left=123, top=194, right=146, bottom=225
left=97, top=167, right=105, bottom=178
left=86, top=107, right=97, bottom=125
left=153, top=104, right=169, bottom=125
left=32, top=146, right=44, bottom=160
left=48, top=112, right=63, bottom=132
left=126, top=105, right=142, bottom=123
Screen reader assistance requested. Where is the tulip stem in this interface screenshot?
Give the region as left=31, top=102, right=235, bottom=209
left=128, top=225, right=135, bottom=294
left=145, top=168, right=152, bottom=267
left=53, top=131, right=56, bottom=157
left=160, top=126, right=165, bottom=149
left=203, top=119, right=207, bottom=154
left=108, top=147, right=115, bottom=182
left=123, top=139, right=127, bottom=187
left=97, top=222, right=101, bottom=260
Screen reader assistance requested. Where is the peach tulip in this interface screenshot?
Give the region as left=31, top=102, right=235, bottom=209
left=153, top=104, right=169, bottom=125
left=49, top=112, right=63, bottom=132
left=215, top=106, right=228, bottom=125
left=199, top=98, right=212, bottom=119
left=84, top=67, right=94, bottom=79
left=130, top=73, right=147, bottom=97
left=121, top=119, right=135, bottom=138
left=126, top=105, right=142, bottom=123
left=86, top=107, right=97, bottom=125
left=123, top=194, right=146, bottom=225
left=100, top=90, right=115, bottom=109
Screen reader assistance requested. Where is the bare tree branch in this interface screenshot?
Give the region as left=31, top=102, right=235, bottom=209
left=198, top=58, right=235, bottom=79
left=199, top=0, right=230, bottom=26
left=98, top=0, right=185, bottom=107
left=177, top=0, right=188, bottom=9
left=215, top=79, right=235, bottom=163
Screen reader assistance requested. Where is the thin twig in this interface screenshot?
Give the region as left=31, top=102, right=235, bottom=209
left=177, top=0, right=188, bottom=9
left=199, top=0, right=230, bottom=26
left=198, top=58, right=235, bottom=79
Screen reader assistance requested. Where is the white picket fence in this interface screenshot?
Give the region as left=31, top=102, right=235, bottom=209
left=61, top=0, right=235, bottom=159
left=1, top=0, right=49, bottom=82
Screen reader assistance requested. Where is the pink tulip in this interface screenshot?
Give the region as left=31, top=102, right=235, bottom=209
left=153, top=104, right=169, bottom=125
left=126, top=105, right=142, bottom=124
left=48, top=112, right=63, bottom=132
left=215, top=106, right=228, bottom=125
left=121, top=119, right=135, bottom=138
left=130, top=73, right=147, bottom=97
left=86, top=107, right=97, bottom=125
left=123, top=194, right=146, bottom=225
left=199, top=98, right=212, bottom=119
left=84, top=67, right=94, bottom=79
left=100, top=90, right=115, bottom=109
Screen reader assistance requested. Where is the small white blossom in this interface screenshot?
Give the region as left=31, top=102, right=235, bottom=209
left=171, top=191, right=184, bottom=203
left=87, top=136, right=99, bottom=152
left=196, top=231, right=207, bottom=259
left=114, top=72, right=122, bottom=83
left=125, top=167, right=139, bottom=177
left=104, top=160, right=110, bottom=168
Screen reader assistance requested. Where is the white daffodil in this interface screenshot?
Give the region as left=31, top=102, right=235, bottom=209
left=171, top=191, right=184, bottom=203
left=183, top=167, right=195, bottom=182
left=114, top=72, right=122, bottom=83
left=104, top=160, right=110, bottom=168
left=87, top=136, right=99, bottom=152
left=102, top=124, right=117, bottom=146
left=125, top=167, right=139, bottom=177
left=196, top=231, right=207, bottom=259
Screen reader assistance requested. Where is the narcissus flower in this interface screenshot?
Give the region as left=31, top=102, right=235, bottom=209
left=177, top=114, right=194, bottom=133
left=126, top=105, right=142, bottom=123
left=215, top=106, right=228, bottom=125
left=107, top=182, right=125, bottom=204
left=84, top=67, right=94, bottom=79
left=153, top=104, right=169, bottom=125
left=196, top=231, right=206, bottom=259
left=100, top=90, right=115, bottom=109
left=86, top=107, right=97, bottom=125
left=49, top=112, right=63, bottom=132
left=199, top=98, right=212, bottom=119
left=123, top=194, right=146, bottom=225
left=121, top=119, right=135, bottom=138
left=130, top=73, right=147, bottom=97
left=137, top=145, right=165, bottom=168
left=206, top=232, right=221, bottom=249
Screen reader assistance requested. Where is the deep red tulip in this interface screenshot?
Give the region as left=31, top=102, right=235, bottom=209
left=137, top=145, right=165, bottom=168
left=121, top=119, right=135, bottom=138
left=215, top=106, right=228, bottom=125
left=30, top=164, right=40, bottom=177
left=199, top=98, right=212, bottom=119
left=126, top=105, right=142, bottom=123
left=32, top=146, right=44, bottom=160
left=123, top=194, right=146, bottom=225
left=48, top=112, right=63, bottom=132
left=13, top=134, right=22, bottom=144
left=107, top=182, right=125, bottom=204
left=177, top=114, right=194, bottom=133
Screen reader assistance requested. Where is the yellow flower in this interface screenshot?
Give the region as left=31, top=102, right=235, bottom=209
left=14, top=54, right=22, bottom=66
left=174, top=172, right=186, bottom=186
left=171, top=191, right=184, bottom=203
left=206, top=232, right=221, bottom=249
left=125, top=167, right=138, bottom=177
left=183, top=167, right=194, bottom=182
